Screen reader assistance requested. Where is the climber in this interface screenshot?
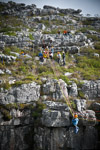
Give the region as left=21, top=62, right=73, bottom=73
left=57, top=52, right=61, bottom=64
left=72, top=114, right=79, bottom=134
left=62, top=51, right=65, bottom=66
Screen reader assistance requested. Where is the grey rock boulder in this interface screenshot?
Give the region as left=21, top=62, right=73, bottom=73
left=43, top=79, right=68, bottom=101
left=92, top=102, right=100, bottom=111
left=74, top=99, right=86, bottom=112
left=42, top=108, right=70, bottom=127
left=69, top=82, right=78, bottom=97
left=79, top=110, right=96, bottom=126
left=0, top=69, right=4, bottom=75
left=0, top=82, right=40, bottom=104
left=81, top=80, right=100, bottom=99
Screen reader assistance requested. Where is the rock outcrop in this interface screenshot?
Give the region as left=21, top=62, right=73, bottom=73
left=81, top=80, right=100, bottom=99
left=0, top=82, right=40, bottom=104
left=0, top=79, right=99, bottom=150
left=0, top=1, right=100, bottom=150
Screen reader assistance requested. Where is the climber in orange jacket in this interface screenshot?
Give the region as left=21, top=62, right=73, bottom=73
left=72, top=114, right=79, bottom=134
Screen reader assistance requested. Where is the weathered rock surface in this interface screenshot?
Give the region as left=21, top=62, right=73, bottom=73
left=73, top=99, right=87, bottom=112
left=34, top=125, right=98, bottom=150
left=0, top=54, right=16, bottom=63
left=92, top=102, right=100, bottom=111
left=0, top=1, right=100, bottom=150
left=68, top=82, right=78, bottom=97
left=81, top=80, right=100, bottom=99
left=0, top=82, right=40, bottom=104
left=0, top=79, right=99, bottom=150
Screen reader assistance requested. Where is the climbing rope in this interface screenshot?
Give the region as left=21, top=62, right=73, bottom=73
left=48, top=59, right=100, bottom=122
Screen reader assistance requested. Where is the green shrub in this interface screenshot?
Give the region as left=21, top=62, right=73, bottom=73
left=94, top=42, right=100, bottom=50
left=37, top=65, right=54, bottom=74
left=0, top=82, right=11, bottom=90
left=80, top=47, right=95, bottom=56
left=59, top=75, right=70, bottom=85
left=10, top=46, right=20, bottom=53
left=0, top=107, right=12, bottom=121
left=13, top=80, right=31, bottom=86
left=87, top=34, right=100, bottom=41
left=59, top=13, right=65, bottom=16
left=6, top=103, right=18, bottom=110
left=29, top=34, right=34, bottom=40
left=18, top=65, right=27, bottom=73
left=78, top=91, right=85, bottom=98
left=19, top=104, right=29, bottom=110
left=32, top=101, right=46, bottom=119
left=4, top=31, right=16, bottom=36
left=76, top=26, right=95, bottom=33
left=0, top=26, right=21, bottom=33
left=74, top=54, right=100, bottom=80
left=70, top=100, right=77, bottom=110
left=76, top=28, right=88, bottom=33
left=76, top=56, right=100, bottom=68
left=0, top=63, right=5, bottom=69
left=82, top=20, right=93, bottom=25
left=38, top=20, right=50, bottom=27
left=22, top=75, right=35, bottom=81
left=4, top=47, right=11, bottom=55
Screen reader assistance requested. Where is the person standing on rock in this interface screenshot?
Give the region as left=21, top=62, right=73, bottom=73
left=62, top=51, right=65, bottom=66
left=63, top=30, right=67, bottom=35
left=38, top=51, right=44, bottom=62
left=72, top=114, right=79, bottom=134
left=58, top=30, right=60, bottom=35
left=51, top=46, right=54, bottom=55
left=57, top=52, right=61, bottom=64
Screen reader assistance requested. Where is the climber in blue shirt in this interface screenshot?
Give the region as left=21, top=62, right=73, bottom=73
left=38, top=51, right=44, bottom=62
left=72, top=114, right=79, bottom=134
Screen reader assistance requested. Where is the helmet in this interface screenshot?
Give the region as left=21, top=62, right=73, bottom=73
left=74, top=114, right=78, bottom=118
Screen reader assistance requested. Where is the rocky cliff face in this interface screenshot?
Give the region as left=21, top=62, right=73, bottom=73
left=0, top=1, right=100, bottom=150
left=0, top=79, right=100, bottom=150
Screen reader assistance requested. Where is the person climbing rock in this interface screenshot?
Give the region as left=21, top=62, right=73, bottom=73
left=62, top=51, right=65, bottom=66
left=72, top=114, right=79, bottom=134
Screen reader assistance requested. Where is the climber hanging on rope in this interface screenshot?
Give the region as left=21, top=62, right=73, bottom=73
left=72, top=114, right=79, bottom=134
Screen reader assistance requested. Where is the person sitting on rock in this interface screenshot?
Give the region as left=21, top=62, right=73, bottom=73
left=72, top=114, right=79, bottom=134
